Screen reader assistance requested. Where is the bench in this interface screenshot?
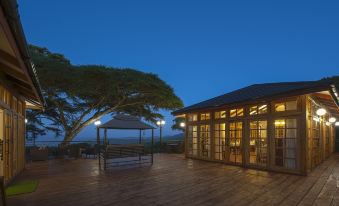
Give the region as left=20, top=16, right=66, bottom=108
left=100, top=144, right=152, bottom=169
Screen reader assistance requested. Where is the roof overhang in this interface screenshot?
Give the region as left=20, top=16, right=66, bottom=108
left=0, top=0, right=44, bottom=109
left=172, top=82, right=339, bottom=116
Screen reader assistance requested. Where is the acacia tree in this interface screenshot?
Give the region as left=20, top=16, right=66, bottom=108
left=29, top=45, right=183, bottom=142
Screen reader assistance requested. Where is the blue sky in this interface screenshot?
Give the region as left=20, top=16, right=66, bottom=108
left=19, top=0, right=339, bottom=140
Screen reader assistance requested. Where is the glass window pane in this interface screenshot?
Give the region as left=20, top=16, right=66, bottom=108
left=286, top=101, right=297, bottom=111
left=285, top=138, right=296, bottom=148
left=258, top=121, right=267, bottom=129
left=284, top=159, right=296, bottom=169
left=286, top=129, right=297, bottom=138
left=286, top=119, right=297, bottom=128
left=250, top=106, right=257, bottom=115
left=237, top=108, right=244, bottom=116
left=275, top=103, right=285, bottom=112
left=220, top=123, right=226, bottom=130
left=258, top=104, right=267, bottom=114
left=220, top=111, right=226, bottom=118
left=230, top=109, right=236, bottom=117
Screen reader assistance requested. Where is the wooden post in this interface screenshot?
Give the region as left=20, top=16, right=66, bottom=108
left=104, top=129, right=107, bottom=145
left=139, top=129, right=142, bottom=162
left=0, top=176, right=6, bottom=206
left=97, top=127, right=101, bottom=168
left=139, top=129, right=142, bottom=144
left=151, top=129, right=154, bottom=164
left=159, top=126, right=163, bottom=153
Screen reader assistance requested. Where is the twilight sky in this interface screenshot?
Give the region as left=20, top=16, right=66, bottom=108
left=18, top=0, right=339, bottom=140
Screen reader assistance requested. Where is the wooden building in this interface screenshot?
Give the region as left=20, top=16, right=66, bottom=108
left=173, top=81, right=339, bottom=175
left=0, top=0, right=44, bottom=183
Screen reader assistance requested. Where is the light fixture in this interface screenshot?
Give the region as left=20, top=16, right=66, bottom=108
left=325, top=122, right=331, bottom=126
left=335, top=122, right=339, bottom=126
left=157, top=120, right=165, bottom=126
left=94, top=120, right=101, bottom=126
left=329, top=117, right=336, bottom=123
left=25, top=118, right=28, bottom=124
left=316, top=108, right=326, bottom=116
left=180, top=122, right=186, bottom=128
left=313, top=117, right=320, bottom=122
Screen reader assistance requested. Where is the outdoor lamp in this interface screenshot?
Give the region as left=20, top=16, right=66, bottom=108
left=157, top=120, right=165, bottom=126
left=180, top=122, right=186, bottom=128
left=94, top=120, right=101, bottom=126
left=25, top=118, right=28, bottom=124
left=316, top=108, right=326, bottom=116
left=329, top=117, right=336, bottom=123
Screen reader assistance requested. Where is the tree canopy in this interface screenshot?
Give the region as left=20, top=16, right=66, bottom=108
left=29, top=45, right=183, bottom=142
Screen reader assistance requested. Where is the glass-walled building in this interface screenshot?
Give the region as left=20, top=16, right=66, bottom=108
left=173, top=82, right=339, bottom=175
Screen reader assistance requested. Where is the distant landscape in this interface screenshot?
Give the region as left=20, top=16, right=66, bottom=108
left=27, top=133, right=184, bottom=147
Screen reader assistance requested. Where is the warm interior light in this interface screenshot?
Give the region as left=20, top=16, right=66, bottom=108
left=180, top=122, right=185, bottom=127
left=313, top=117, right=320, bottom=122
left=274, top=120, right=285, bottom=125
left=316, top=108, right=326, bottom=116
left=325, top=122, right=331, bottom=126
left=94, top=120, right=101, bottom=126
left=329, top=117, right=336, bottom=123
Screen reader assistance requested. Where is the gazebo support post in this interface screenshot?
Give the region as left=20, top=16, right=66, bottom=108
left=139, top=129, right=142, bottom=162
left=151, top=129, right=154, bottom=164
left=97, top=127, right=101, bottom=169
left=104, top=129, right=107, bottom=145
left=139, top=129, right=142, bottom=144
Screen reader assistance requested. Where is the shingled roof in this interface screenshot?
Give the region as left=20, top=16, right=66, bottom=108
left=99, top=114, right=155, bottom=130
left=173, top=81, right=338, bottom=115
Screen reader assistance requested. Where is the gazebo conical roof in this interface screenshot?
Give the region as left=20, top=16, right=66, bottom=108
left=99, top=114, right=155, bottom=130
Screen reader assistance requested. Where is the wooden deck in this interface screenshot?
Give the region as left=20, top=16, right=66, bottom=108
left=8, top=153, right=339, bottom=206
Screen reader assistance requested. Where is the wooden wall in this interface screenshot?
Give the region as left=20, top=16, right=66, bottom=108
left=0, top=82, right=26, bottom=183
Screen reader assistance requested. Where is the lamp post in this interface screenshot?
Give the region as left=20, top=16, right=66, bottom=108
left=156, top=120, right=165, bottom=152
left=94, top=120, right=102, bottom=167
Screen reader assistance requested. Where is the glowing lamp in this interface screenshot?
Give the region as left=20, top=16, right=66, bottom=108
left=180, top=122, right=186, bottom=127
left=335, top=122, right=339, bottom=126
left=312, top=117, right=320, bottom=122
left=325, top=122, right=331, bottom=126
left=94, top=120, right=101, bottom=126
left=329, top=117, right=336, bottom=123
left=316, top=108, right=326, bottom=116
left=156, top=120, right=166, bottom=126
left=25, top=118, right=28, bottom=124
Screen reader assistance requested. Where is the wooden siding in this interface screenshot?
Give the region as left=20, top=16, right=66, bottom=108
left=0, top=83, right=26, bottom=183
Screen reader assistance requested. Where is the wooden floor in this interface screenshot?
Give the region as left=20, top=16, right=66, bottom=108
left=8, top=153, right=339, bottom=206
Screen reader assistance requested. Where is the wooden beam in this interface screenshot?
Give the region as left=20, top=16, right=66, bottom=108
left=0, top=48, right=21, bottom=69
left=0, top=62, right=29, bottom=84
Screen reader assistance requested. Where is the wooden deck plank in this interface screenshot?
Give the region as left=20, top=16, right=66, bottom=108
left=8, top=153, right=339, bottom=206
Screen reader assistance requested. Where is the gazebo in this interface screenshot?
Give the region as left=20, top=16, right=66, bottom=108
left=96, top=114, right=155, bottom=169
